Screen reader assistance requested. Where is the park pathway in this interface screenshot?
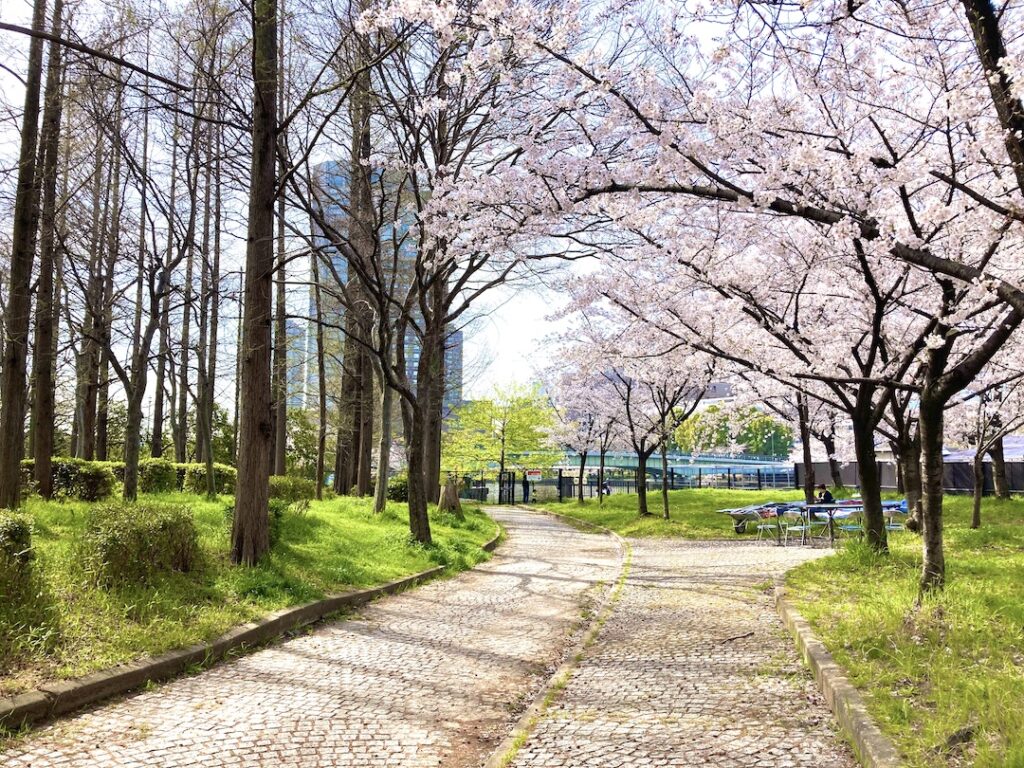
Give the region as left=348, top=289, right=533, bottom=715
left=506, top=538, right=857, bottom=768
left=1, top=509, right=622, bottom=768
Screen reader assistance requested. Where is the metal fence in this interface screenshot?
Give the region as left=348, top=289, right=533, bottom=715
left=448, top=465, right=796, bottom=504
left=795, top=460, right=1024, bottom=494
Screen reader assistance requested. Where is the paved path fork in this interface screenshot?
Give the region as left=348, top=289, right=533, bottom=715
left=1, top=509, right=622, bottom=768
left=506, top=538, right=858, bottom=768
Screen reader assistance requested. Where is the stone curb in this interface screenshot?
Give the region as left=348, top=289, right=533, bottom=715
left=0, top=526, right=503, bottom=732
left=774, top=583, right=904, bottom=768
left=483, top=505, right=630, bottom=768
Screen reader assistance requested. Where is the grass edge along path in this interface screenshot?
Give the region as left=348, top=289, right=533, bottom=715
left=784, top=496, right=1024, bottom=768
left=1, top=494, right=499, bottom=701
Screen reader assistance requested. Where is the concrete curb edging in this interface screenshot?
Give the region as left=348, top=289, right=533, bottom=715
left=1, top=527, right=503, bottom=733
left=483, top=506, right=630, bottom=768
left=774, top=583, right=904, bottom=768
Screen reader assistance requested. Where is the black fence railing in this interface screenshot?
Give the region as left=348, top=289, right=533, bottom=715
left=447, top=465, right=796, bottom=504
left=795, top=460, right=1024, bottom=494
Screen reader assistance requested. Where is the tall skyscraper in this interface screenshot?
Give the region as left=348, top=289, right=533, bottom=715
left=305, top=161, right=464, bottom=420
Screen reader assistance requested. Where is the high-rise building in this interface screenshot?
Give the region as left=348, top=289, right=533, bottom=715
left=305, top=161, right=464, bottom=418
left=285, top=318, right=307, bottom=409
left=444, top=330, right=464, bottom=417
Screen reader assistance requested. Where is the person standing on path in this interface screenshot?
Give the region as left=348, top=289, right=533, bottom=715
left=522, top=472, right=530, bottom=503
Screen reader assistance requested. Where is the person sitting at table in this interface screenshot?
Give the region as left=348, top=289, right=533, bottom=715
left=815, top=483, right=834, bottom=504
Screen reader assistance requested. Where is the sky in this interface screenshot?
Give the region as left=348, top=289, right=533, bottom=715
left=461, top=281, right=568, bottom=399
left=0, top=0, right=575, bottom=413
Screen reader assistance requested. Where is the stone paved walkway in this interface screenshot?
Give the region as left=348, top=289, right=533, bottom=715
left=1, top=509, right=622, bottom=768
left=507, top=538, right=857, bottom=768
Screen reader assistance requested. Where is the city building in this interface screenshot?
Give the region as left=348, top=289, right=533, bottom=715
left=303, top=161, right=464, bottom=419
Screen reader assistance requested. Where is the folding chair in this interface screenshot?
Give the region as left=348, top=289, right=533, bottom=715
left=754, top=509, right=781, bottom=541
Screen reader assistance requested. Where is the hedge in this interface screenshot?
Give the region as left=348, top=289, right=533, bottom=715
left=80, top=503, right=198, bottom=586
left=268, top=475, right=317, bottom=503
left=138, top=458, right=178, bottom=493
left=20, top=458, right=117, bottom=501
left=181, top=463, right=236, bottom=495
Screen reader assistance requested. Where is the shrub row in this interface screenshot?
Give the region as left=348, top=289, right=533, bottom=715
left=20, top=458, right=238, bottom=499
left=20, top=458, right=117, bottom=501
left=139, top=459, right=236, bottom=495
left=80, top=503, right=198, bottom=586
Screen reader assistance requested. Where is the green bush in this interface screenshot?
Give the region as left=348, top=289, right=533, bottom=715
left=268, top=475, right=317, bottom=503
left=0, top=512, right=34, bottom=601
left=80, top=503, right=198, bottom=586
left=181, top=463, right=237, bottom=495
left=387, top=473, right=409, bottom=503
left=76, top=461, right=117, bottom=501
left=139, top=458, right=178, bottom=494
left=102, top=462, right=126, bottom=484
left=20, top=457, right=116, bottom=500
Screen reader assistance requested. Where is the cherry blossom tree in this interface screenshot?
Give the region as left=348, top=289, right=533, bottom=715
left=387, top=0, right=1024, bottom=591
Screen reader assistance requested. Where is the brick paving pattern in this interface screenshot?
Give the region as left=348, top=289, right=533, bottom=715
left=1, top=508, right=622, bottom=768
left=507, top=539, right=857, bottom=768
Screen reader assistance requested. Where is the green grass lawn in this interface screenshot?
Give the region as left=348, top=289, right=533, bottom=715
left=1, top=493, right=497, bottom=697
left=786, top=495, right=1024, bottom=768
left=530, top=487, right=805, bottom=538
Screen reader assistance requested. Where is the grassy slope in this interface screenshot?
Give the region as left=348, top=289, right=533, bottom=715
left=531, top=487, right=805, bottom=538
left=786, top=496, right=1024, bottom=768
left=1, top=494, right=497, bottom=696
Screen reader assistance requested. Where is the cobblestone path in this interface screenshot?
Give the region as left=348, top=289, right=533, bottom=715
left=1, top=509, right=622, bottom=768
left=507, top=539, right=857, bottom=768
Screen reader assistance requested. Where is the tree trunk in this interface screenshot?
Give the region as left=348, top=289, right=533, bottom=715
left=577, top=451, right=587, bottom=502
left=232, top=272, right=242, bottom=462
left=151, top=89, right=180, bottom=460
left=203, top=116, right=223, bottom=482
left=357, top=352, right=374, bottom=495
left=660, top=439, right=670, bottom=519
left=797, top=392, right=815, bottom=504
left=637, top=451, right=650, bottom=516
left=271, top=1, right=288, bottom=477
left=310, top=241, right=327, bottom=500
left=422, top=316, right=445, bottom=505
left=232, top=0, right=277, bottom=566
left=123, top=390, right=146, bottom=500
left=176, top=230, right=194, bottom=464
left=335, top=330, right=360, bottom=493
left=30, top=0, right=64, bottom=500
left=405, top=403, right=432, bottom=544
left=852, top=410, right=887, bottom=551
left=988, top=436, right=1010, bottom=499
left=599, top=448, right=606, bottom=505
left=271, top=198, right=287, bottom=475
left=918, top=394, right=946, bottom=592
left=901, top=427, right=924, bottom=533
left=437, top=475, right=463, bottom=519
left=195, top=126, right=213, bottom=465
left=373, top=366, right=392, bottom=514
left=972, top=453, right=984, bottom=530
left=820, top=431, right=844, bottom=488
left=0, top=0, right=46, bottom=507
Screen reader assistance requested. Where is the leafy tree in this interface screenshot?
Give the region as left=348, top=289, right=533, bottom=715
left=442, top=384, right=560, bottom=474
left=675, top=406, right=793, bottom=459
left=285, top=408, right=322, bottom=480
